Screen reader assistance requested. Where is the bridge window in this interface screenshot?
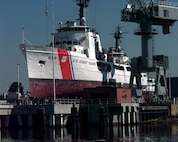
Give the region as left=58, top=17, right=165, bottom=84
left=73, top=40, right=80, bottom=45
left=67, top=41, right=72, bottom=44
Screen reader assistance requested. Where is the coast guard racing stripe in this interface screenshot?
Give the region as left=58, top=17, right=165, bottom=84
left=58, top=48, right=73, bottom=80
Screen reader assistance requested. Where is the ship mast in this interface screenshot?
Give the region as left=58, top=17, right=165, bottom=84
left=76, top=0, right=90, bottom=25
left=114, top=26, right=125, bottom=52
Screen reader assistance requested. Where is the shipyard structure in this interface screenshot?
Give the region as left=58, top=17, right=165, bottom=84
left=1, top=1, right=178, bottom=139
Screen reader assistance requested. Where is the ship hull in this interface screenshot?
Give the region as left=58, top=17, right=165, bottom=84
left=20, top=44, right=141, bottom=98
left=29, top=78, right=102, bottom=98
left=29, top=78, right=131, bottom=98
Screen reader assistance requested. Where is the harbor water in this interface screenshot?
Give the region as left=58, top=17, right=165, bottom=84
left=1, top=121, right=178, bottom=142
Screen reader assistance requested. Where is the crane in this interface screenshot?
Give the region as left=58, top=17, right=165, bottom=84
left=121, top=0, right=178, bottom=102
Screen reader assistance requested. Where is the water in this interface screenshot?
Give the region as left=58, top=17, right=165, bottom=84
left=1, top=121, right=178, bottom=142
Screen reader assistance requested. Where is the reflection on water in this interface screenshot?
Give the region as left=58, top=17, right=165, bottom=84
left=1, top=121, right=178, bottom=141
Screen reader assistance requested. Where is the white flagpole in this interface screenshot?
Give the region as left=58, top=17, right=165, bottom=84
left=52, top=0, right=56, bottom=103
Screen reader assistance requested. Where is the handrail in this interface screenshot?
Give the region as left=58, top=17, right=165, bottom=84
left=55, top=98, right=80, bottom=104
left=81, top=99, right=116, bottom=104
left=158, top=1, right=178, bottom=7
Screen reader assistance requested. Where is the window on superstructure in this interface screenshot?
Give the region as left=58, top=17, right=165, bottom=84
left=114, top=65, right=125, bottom=71
left=64, top=27, right=84, bottom=31
left=119, top=66, right=125, bottom=70
left=63, top=41, right=67, bottom=45
left=67, top=41, right=72, bottom=45
left=73, top=40, right=80, bottom=45
left=126, top=67, right=131, bottom=71
left=84, top=49, right=88, bottom=57
left=115, top=59, right=120, bottom=63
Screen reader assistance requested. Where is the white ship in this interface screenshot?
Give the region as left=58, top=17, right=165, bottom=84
left=20, top=0, right=149, bottom=98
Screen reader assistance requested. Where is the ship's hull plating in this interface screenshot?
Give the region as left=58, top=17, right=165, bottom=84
left=29, top=78, right=130, bottom=98
left=29, top=78, right=102, bottom=97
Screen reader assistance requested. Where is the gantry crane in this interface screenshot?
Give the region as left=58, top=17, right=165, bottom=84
left=121, top=0, right=178, bottom=101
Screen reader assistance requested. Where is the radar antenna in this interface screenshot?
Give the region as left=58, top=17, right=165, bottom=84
left=76, top=0, right=90, bottom=25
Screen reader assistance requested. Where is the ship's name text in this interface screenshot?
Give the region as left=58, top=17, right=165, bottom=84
left=73, top=59, right=95, bottom=65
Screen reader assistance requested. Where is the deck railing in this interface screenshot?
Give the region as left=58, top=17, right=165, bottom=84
left=158, top=1, right=178, bottom=7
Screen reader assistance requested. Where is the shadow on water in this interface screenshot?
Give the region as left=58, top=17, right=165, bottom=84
left=1, top=121, right=178, bottom=141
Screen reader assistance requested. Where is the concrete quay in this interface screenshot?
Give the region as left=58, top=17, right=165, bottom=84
left=79, top=102, right=140, bottom=127
left=78, top=102, right=171, bottom=126
left=0, top=98, right=177, bottom=129
left=0, top=99, right=79, bottom=128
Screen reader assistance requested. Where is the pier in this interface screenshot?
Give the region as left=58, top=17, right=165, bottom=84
left=4, top=71, right=176, bottom=140
left=0, top=99, right=79, bottom=128
left=79, top=102, right=139, bottom=127
left=0, top=97, right=177, bottom=129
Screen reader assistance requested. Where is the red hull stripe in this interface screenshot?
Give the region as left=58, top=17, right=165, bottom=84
left=57, top=48, right=73, bottom=80
left=29, top=78, right=102, bottom=97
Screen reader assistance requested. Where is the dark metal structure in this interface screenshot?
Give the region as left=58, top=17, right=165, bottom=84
left=121, top=0, right=178, bottom=101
